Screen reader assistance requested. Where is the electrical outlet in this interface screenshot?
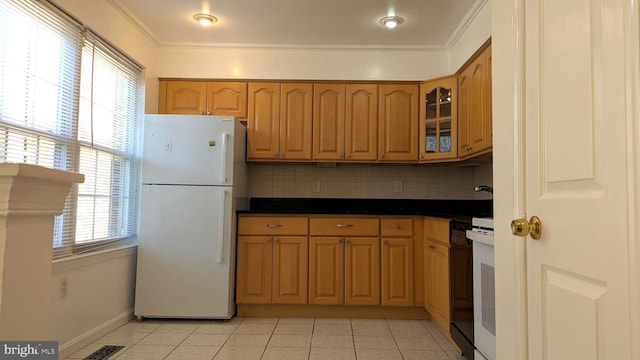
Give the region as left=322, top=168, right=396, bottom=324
left=60, top=277, right=68, bottom=298
left=312, top=180, right=321, bottom=193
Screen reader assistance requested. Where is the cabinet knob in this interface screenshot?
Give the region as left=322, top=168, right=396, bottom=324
left=200, top=111, right=205, bottom=115
left=274, top=153, right=279, bottom=157
left=206, top=111, right=211, bottom=115
left=395, top=224, right=401, bottom=230
left=339, top=239, right=343, bottom=244
left=419, top=155, right=423, bottom=159
left=384, top=240, right=389, bottom=245
left=266, top=224, right=282, bottom=228
left=380, top=153, right=384, bottom=158
left=274, top=238, right=279, bottom=243
left=336, top=224, right=353, bottom=228
left=345, top=239, right=350, bottom=244
left=266, top=238, right=272, bottom=243
left=429, top=244, right=436, bottom=249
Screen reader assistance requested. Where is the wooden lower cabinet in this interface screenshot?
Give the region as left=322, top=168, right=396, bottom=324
left=308, top=237, right=344, bottom=305
left=236, top=236, right=272, bottom=304
left=345, top=237, right=380, bottom=305
left=236, top=235, right=308, bottom=305
left=424, top=239, right=451, bottom=333
left=382, top=238, right=414, bottom=306
left=309, top=236, right=380, bottom=305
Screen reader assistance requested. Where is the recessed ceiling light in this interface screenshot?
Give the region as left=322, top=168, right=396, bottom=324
left=380, top=16, right=404, bottom=29
left=193, top=13, right=218, bottom=27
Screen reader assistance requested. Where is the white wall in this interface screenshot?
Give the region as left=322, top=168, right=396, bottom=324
left=156, top=46, right=449, bottom=82
left=53, top=0, right=160, bottom=113
left=50, top=247, right=137, bottom=359
left=448, top=0, right=492, bottom=73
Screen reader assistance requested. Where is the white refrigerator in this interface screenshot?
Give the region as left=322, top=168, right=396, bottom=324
left=134, top=114, right=248, bottom=319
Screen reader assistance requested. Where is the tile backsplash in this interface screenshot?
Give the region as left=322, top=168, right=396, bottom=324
left=249, top=163, right=493, bottom=200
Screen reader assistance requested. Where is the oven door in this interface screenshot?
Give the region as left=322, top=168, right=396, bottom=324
left=473, top=240, right=496, bottom=360
left=450, top=224, right=474, bottom=360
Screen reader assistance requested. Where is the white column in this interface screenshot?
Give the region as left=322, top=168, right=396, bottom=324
left=0, top=164, right=83, bottom=340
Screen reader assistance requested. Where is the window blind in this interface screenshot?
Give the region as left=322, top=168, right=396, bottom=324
left=0, top=0, right=144, bottom=258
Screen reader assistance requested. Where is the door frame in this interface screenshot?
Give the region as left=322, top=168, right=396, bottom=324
left=492, top=0, right=640, bottom=359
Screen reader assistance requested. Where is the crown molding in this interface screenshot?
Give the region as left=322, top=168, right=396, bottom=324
left=444, top=0, right=489, bottom=50
left=105, top=0, right=160, bottom=46
left=156, top=42, right=447, bottom=52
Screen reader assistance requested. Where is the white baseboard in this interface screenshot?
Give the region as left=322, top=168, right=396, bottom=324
left=58, top=309, right=134, bottom=359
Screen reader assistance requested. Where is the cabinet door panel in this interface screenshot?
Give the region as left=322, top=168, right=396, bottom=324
left=469, top=58, right=487, bottom=153
left=346, top=84, right=378, bottom=161
left=423, top=241, right=436, bottom=313
left=434, top=243, right=451, bottom=332
left=247, top=83, right=280, bottom=159
left=236, top=236, right=272, bottom=304
left=208, top=82, right=247, bottom=118
left=273, top=236, right=308, bottom=304
left=485, top=45, right=493, bottom=147
left=309, top=237, right=344, bottom=304
left=345, top=237, right=380, bottom=305
left=458, top=70, right=471, bottom=154
left=378, top=84, right=419, bottom=161
left=165, top=81, right=207, bottom=115
left=381, top=238, right=414, bottom=306
left=313, top=83, right=345, bottom=160
left=280, top=83, right=313, bottom=160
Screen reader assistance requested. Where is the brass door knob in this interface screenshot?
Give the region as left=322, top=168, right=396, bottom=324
left=511, top=216, right=542, bottom=240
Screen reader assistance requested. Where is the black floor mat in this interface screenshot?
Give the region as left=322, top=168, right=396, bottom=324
left=83, top=345, right=125, bottom=360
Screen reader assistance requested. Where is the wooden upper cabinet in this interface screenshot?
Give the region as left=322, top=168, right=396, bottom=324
left=378, top=84, right=419, bottom=162
left=346, top=84, right=378, bottom=161
left=458, top=68, right=472, bottom=156
left=280, top=83, right=313, bottom=160
left=458, top=43, right=492, bottom=158
left=312, top=83, right=378, bottom=162
left=419, top=76, right=458, bottom=162
left=247, top=82, right=281, bottom=160
left=207, top=82, right=247, bottom=118
left=163, top=81, right=207, bottom=115
left=313, top=84, right=346, bottom=161
left=485, top=45, right=493, bottom=147
left=160, top=80, right=247, bottom=117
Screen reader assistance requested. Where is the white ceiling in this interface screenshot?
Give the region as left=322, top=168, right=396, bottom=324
left=111, top=0, right=481, bottom=49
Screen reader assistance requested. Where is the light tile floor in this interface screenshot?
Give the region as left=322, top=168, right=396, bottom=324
left=66, top=317, right=467, bottom=360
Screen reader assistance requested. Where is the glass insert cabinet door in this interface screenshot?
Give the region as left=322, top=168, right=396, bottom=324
left=419, top=75, right=458, bottom=161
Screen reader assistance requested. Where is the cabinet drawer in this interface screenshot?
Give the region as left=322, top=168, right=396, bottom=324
left=309, top=217, right=379, bottom=236
left=424, top=217, right=450, bottom=244
left=238, top=216, right=308, bottom=235
left=381, top=218, right=413, bottom=237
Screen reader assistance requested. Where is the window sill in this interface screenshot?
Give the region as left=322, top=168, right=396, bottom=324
left=52, top=244, right=138, bottom=274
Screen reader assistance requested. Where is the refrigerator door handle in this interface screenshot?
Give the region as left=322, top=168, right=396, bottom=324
left=220, top=132, right=229, bottom=183
left=217, top=189, right=227, bottom=264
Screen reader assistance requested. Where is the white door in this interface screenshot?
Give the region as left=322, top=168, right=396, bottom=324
left=494, top=0, right=639, bottom=359
left=143, top=114, right=234, bottom=186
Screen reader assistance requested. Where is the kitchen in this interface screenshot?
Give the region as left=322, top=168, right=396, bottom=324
left=2, top=0, right=637, bottom=359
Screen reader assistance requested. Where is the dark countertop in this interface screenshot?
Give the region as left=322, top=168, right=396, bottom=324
left=240, top=198, right=493, bottom=223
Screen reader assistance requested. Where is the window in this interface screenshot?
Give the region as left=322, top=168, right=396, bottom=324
left=0, top=0, right=143, bottom=258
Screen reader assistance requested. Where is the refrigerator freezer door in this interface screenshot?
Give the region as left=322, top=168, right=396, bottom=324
left=135, top=184, right=234, bottom=318
left=142, top=115, right=235, bottom=186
